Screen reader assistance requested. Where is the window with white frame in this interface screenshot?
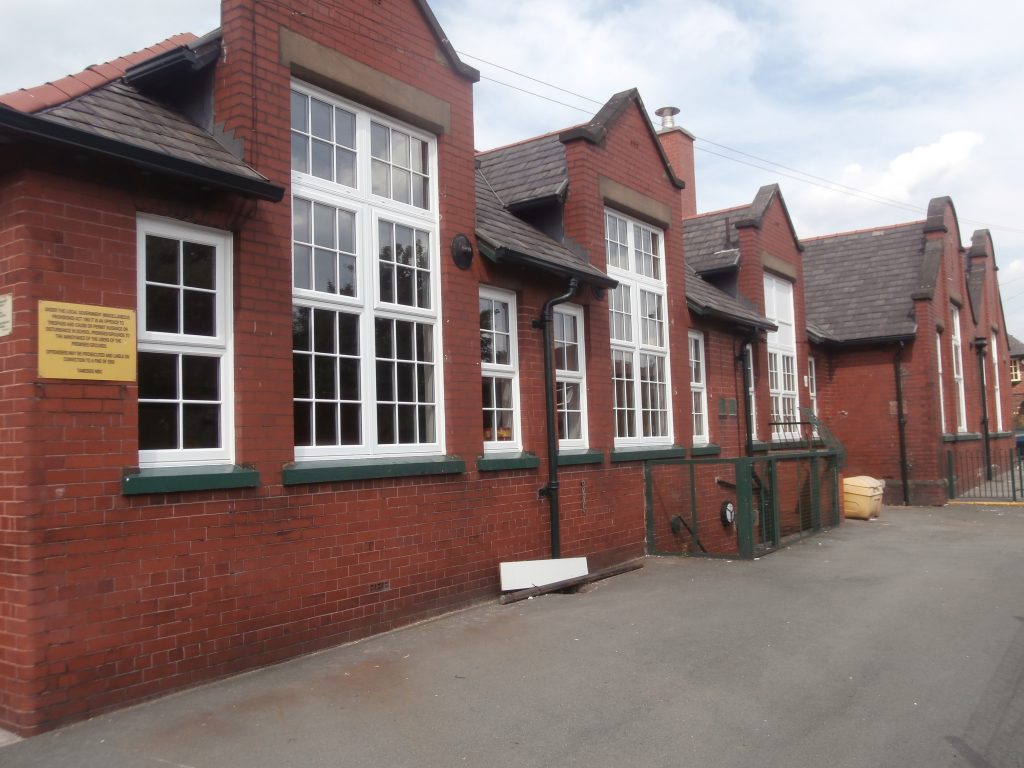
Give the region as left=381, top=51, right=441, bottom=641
left=291, top=82, right=441, bottom=459
left=480, top=288, right=520, bottom=451
left=137, top=216, right=233, bottom=468
left=605, top=210, right=671, bottom=445
left=554, top=305, right=588, bottom=449
left=763, top=274, right=799, bottom=440
left=744, top=343, right=757, bottom=442
left=991, top=334, right=1003, bottom=433
left=689, top=332, right=709, bottom=445
left=951, top=306, right=967, bottom=433
left=936, top=332, right=947, bottom=433
left=1011, top=357, right=1021, bottom=384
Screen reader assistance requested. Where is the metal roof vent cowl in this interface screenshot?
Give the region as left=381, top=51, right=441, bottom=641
left=655, top=106, right=680, bottom=130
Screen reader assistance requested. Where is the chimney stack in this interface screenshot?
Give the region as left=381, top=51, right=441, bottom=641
left=655, top=106, right=697, bottom=218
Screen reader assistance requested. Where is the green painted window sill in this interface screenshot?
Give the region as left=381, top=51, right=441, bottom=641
left=751, top=441, right=771, bottom=453
left=690, top=443, right=721, bottom=457
left=283, top=455, right=465, bottom=485
left=477, top=452, right=540, bottom=472
left=942, top=432, right=982, bottom=443
left=610, top=445, right=686, bottom=463
left=122, top=464, right=259, bottom=495
left=990, top=431, right=1013, bottom=438
left=557, top=449, right=604, bottom=467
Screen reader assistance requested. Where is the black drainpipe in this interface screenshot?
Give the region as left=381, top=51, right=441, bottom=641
left=534, top=278, right=579, bottom=558
left=975, top=339, right=992, bottom=480
left=894, top=342, right=911, bottom=505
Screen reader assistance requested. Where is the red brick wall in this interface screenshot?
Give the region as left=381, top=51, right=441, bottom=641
left=0, top=0, right=654, bottom=736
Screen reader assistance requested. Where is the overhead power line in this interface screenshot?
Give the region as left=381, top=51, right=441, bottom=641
left=460, top=49, right=1024, bottom=237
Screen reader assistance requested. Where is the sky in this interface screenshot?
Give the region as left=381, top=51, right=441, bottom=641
left=2, top=0, right=1022, bottom=341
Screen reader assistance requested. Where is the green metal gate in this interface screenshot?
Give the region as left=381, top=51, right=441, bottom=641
left=645, top=449, right=842, bottom=560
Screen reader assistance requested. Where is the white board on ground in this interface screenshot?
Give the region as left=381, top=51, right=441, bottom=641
left=499, top=557, right=588, bottom=591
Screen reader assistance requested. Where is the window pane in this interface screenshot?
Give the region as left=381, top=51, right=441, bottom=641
left=290, top=91, right=307, bottom=132
left=146, top=285, right=179, bottom=333
left=291, top=134, right=308, bottom=174
left=371, top=159, right=389, bottom=197
left=376, top=360, right=394, bottom=400
left=183, top=242, right=215, bottom=289
left=310, top=98, right=331, bottom=139
left=183, top=404, right=220, bottom=448
left=412, top=176, right=428, bottom=209
left=138, top=352, right=177, bottom=400
left=371, top=123, right=390, bottom=160
left=397, top=362, right=415, bottom=401
left=416, top=325, right=433, bottom=362
left=315, top=402, right=338, bottom=446
left=313, top=203, right=336, bottom=248
left=415, top=230, right=430, bottom=269
left=182, top=355, right=219, bottom=401
left=314, top=248, right=337, bottom=293
left=146, top=235, right=178, bottom=284
left=395, top=225, right=413, bottom=265
left=377, top=404, right=396, bottom=444
left=340, top=403, right=361, bottom=444
left=339, top=255, right=356, bottom=297
left=375, top=318, right=393, bottom=358
left=314, top=356, right=337, bottom=398
left=293, top=244, right=312, bottom=290
left=293, top=401, right=312, bottom=446
left=293, top=198, right=311, bottom=243
left=379, top=263, right=394, bottom=303
left=339, top=358, right=359, bottom=400
left=338, top=313, right=359, bottom=356
left=311, top=139, right=332, bottom=180
left=335, top=108, right=355, bottom=148
left=139, top=403, right=178, bottom=450
left=292, top=306, right=311, bottom=350
left=183, top=290, right=215, bottom=336
left=313, top=308, right=336, bottom=353
left=397, top=266, right=415, bottom=306
left=395, top=321, right=414, bottom=360
left=411, top=138, right=427, bottom=173
left=293, top=353, right=311, bottom=399
left=336, top=149, right=356, bottom=188
left=392, top=168, right=411, bottom=204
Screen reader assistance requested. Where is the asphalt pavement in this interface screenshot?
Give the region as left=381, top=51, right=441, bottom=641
left=3, top=503, right=1023, bottom=768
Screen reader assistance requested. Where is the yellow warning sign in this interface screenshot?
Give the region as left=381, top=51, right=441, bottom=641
left=38, top=301, right=136, bottom=381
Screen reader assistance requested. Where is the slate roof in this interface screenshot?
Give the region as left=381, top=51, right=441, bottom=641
left=38, top=80, right=270, bottom=185
left=0, top=32, right=282, bottom=201
left=475, top=170, right=615, bottom=288
left=1009, top=334, right=1024, bottom=358
left=802, top=222, right=925, bottom=343
left=0, top=33, right=198, bottom=113
left=475, top=134, right=568, bottom=208
left=682, top=206, right=746, bottom=271
left=685, top=264, right=774, bottom=331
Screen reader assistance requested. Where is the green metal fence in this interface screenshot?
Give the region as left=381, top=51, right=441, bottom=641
left=645, top=450, right=842, bottom=560
left=946, top=448, right=1024, bottom=502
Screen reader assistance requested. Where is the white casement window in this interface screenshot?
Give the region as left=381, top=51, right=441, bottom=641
left=291, top=82, right=442, bottom=459
left=689, top=332, right=709, bottom=445
left=1011, top=357, right=1021, bottom=384
left=137, top=216, right=233, bottom=468
left=936, top=332, right=947, bottom=433
left=744, top=343, right=758, bottom=442
left=605, top=210, right=672, bottom=445
left=991, top=334, right=1003, bottom=433
left=951, top=306, right=967, bottom=433
left=554, top=305, right=588, bottom=449
left=764, top=274, right=799, bottom=440
left=480, top=288, right=521, bottom=452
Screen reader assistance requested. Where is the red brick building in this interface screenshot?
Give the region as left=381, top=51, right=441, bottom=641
left=802, top=200, right=1016, bottom=504
left=0, top=0, right=1017, bottom=736
left=1010, top=335, right=1024, bottom=431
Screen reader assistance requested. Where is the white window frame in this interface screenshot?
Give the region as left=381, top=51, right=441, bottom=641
left=480, top=286, right=521, bottom=453
left=951, top=306, right=967, bottom=433
left=764, top=274, right=799, bottom=440
left=689, top=331, right=709, bottom=446
left=136, top=215, right=234, bottom=468
left=554, top=304, right=588, bottom=450
left=991, top=334, right=1003, bottom=433
left=1010, top=357, right=1021, bottom=384
left=291, top=81, right=443, bottom=460
left=936, top=332, right=947, bottom=433
left=605, top=209, right=673, bottom=447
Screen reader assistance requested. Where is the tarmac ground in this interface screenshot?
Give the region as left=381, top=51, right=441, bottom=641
left=2, top=503, right=1023, bottom=767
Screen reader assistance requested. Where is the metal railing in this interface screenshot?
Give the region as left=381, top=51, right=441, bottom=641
left=645, top=448, right=842, bottom=560
left=946, top=448, right=1024, bottom=502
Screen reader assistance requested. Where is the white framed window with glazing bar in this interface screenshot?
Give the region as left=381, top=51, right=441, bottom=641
left=290, top=81, right=443, bottom=459
left=136, top=215, right=233, bottom=468
left=689, top=331, right=708, bottom=445
left=479, top=287, right=521, bottom=452
left=554, top=304, right=588, bottom=450
left=605, top=209, right=672, bottom=446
